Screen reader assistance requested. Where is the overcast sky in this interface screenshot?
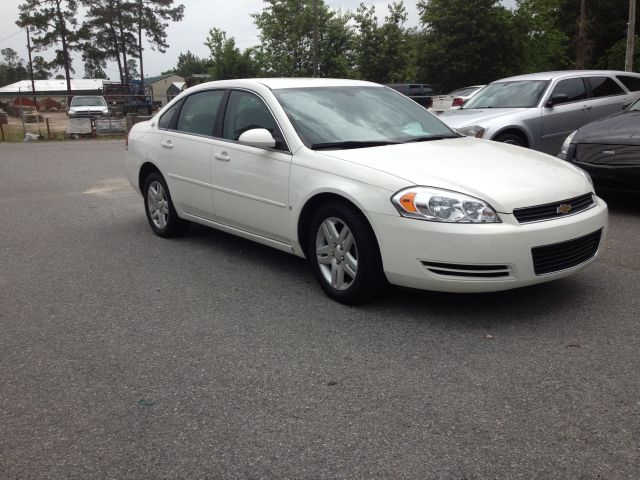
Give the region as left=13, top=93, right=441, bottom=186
left=0, top=0, right=513, bottom=79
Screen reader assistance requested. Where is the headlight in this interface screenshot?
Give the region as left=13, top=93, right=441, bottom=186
left=559, top=130, right=577, bottom=157
left=456, top=125, right=485, bottom=138
left=391, top=187, right=501, bottom=223
left=68, top=109, right=76, bottom=114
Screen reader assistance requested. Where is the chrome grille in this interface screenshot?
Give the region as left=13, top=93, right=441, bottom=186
left=532, top=229, right=602, bottom=275
left=575, top=144, right=640, bottom=166
left=513, top=194, right=594, bottom=224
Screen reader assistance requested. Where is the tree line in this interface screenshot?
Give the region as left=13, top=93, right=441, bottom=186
left=4, top=0, right=640, bottom=95
left=167, top=0, right=640, bottom=92
left=10, top=0, right=184, bottom=97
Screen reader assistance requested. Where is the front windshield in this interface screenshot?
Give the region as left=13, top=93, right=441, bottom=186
left=273, top=86, right=456, bottom=148
left=71, top=97, right=106, bottom=107
left=463, top=80, right=549, bottom=109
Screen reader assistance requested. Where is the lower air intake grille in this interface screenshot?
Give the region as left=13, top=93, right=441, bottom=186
left=421, top=261, right=511, bottom=278
left=532, top=229, right=602, bottom=275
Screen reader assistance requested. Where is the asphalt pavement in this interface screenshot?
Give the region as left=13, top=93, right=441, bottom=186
left=1, top=140, right=639, bottom=479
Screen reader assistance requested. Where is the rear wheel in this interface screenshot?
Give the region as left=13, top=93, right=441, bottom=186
left=308, top=202, right=386, bottom=304
left=143, top=172, right=189, bottom=237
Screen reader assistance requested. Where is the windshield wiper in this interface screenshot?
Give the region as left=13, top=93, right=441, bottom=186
left=403, top=135, right=457, bottom=143
left=310, top=140, right=399, bottom=150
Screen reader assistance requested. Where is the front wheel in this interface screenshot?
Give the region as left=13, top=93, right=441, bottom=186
left=143, top=172, right=189, bottom=237
left=308, top=202, right=386, bottom=304
left=494, top=132, right=527, bottom=147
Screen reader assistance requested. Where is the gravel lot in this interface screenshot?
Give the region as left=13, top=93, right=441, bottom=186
left=1, top=140, right=639, bottom=479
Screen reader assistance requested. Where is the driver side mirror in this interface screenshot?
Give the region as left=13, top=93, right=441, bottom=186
left=238, top=128, right=276, bottom=149
left=545, top=93, right=569, bottom=108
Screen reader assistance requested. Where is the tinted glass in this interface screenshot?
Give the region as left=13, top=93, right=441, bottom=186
left=587, top=76, right=624, bottom=97
left=176, top=90, right=225, bottom=136
left=71, top=96, right=106, bottom=106
left=222, top=91, right=284, bottom=148
left=464, top=80, right=548, bottom=108
left=158, top=103, right=179, bottom=129
left=273, top=86, right=455, bottom=147
left=616, top=75, right=640, bottom=92
left=550, top=78, right=587, bottom=103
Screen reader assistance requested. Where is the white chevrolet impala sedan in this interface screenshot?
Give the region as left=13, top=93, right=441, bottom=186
left=125, top=78, right=608, bottom=304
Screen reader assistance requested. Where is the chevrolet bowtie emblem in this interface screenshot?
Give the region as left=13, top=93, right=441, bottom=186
left=557, top=203, right=572, bottom=214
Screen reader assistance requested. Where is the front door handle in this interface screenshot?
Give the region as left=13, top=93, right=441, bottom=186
left=161, top=140, right=173, bottom=149
left=215, top=152, right=231, bottom=162
left=581, top=105, right=592, bottom=111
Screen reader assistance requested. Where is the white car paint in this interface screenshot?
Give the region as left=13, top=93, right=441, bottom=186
left=125, top=78, right=608, bottom=295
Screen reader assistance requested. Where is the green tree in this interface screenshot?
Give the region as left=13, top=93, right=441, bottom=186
left=168, top=51, right=213, bottom=77
left=16, top=0, right=84, bottom=99
left=352, top=2, right=418, bottom=83
left=205, top=28, right=259, bottom=80
left=252, top=0, right=353, bottom=77
left=82, top=46, right=109, bottom=79
left=0, top=48, right=29, bottom=86
left=514, top=0, right=570, bottom=72
left=133, top=0, right=185, bottom=81
left=417, top=0, right=524, bottom=91
left=31, top=56, right=52, bottom=80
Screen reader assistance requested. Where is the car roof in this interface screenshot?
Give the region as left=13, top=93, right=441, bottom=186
left=189, top=78, right=381, bottom=91
left=493, top=70, right=640, bottom=83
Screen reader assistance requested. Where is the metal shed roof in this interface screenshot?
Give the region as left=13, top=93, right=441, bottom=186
left=0, top=79, right=105, bottom=94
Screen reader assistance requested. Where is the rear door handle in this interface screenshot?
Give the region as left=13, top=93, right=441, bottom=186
left=161, top=140, right=173, bottom=149
left=581, top=105, right=592, bottom=111
left=215, top=152, right=231, bottom=162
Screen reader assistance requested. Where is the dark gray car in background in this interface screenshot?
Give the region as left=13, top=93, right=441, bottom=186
left=438, top=70, right=640, bottom=155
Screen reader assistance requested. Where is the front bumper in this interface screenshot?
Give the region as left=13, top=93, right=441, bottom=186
left=369, top=197, right=608, bottom=292
left=571, top=160, right=640, bottom=193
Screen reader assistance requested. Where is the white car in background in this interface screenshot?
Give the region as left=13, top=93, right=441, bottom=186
left=125, top=78, right=607, bottom=304
left=430, top=85, right=485, bottom=112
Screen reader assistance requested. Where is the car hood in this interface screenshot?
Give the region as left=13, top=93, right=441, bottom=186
left=575, top=112, right=640, bottom=145
left=438, top=108, right=530, bottom=129
left=318, top=137, right=591, bottom=213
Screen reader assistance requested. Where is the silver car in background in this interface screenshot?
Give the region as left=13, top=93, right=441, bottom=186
left=438, top=70, right=640, bottom=155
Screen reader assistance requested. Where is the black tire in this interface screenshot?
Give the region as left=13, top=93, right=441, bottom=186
left=307, top=201, right=386, bottom=304
left=494, top=132, right=527, bottom=147
left=143, top=172, right=189, bottom=238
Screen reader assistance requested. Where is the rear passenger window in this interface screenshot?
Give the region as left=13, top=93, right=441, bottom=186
left=176, top=90, right=225, bottom=136
left=616, top=75, right=640, bottom=91
left=551, top=78, right=587, bottom=103
left=586, top=76, right=624, bottom=97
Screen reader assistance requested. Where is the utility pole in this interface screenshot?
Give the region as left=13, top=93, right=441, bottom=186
left=26, top=27, right=37, bottom=109
left=313, top=0, right=319, bottom=77
left=626, top=0, right=637, bottom=71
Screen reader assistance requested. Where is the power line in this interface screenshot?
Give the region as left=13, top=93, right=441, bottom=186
left=0, top=29, right=25, bottom=44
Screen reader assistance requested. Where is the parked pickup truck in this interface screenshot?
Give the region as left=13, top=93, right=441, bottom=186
left=385, top=83, right=435, bottom=108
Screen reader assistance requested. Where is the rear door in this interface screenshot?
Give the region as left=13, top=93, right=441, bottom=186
left=584, top=75, right=632, bottom=121
left=158, top=89, right=226, bottom=220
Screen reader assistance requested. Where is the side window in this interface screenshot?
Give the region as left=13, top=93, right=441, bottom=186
left=587, top=76, right=625, bottom=97
left=616, top=75, right=640, bottom=92
left=222, top=90, right=286, bottom=150
left=158, top=103, right=179, bottom=130
left=551, top=78, right=587, bottom=104
left=175, top=90, right=225, bottom=136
